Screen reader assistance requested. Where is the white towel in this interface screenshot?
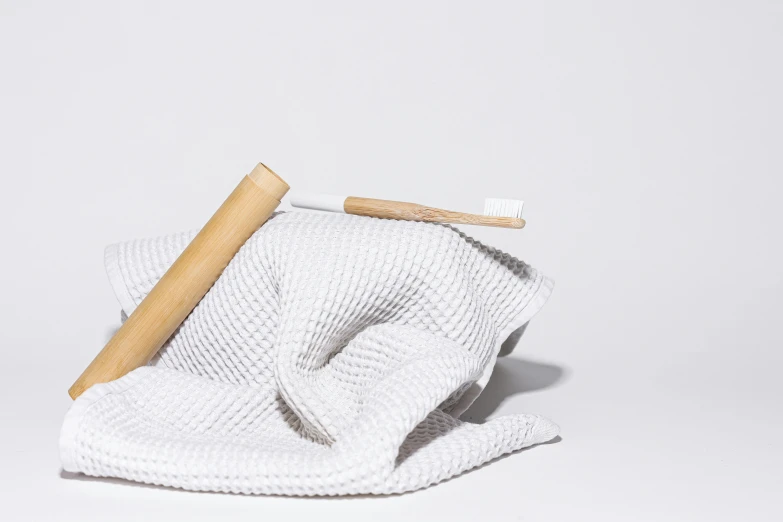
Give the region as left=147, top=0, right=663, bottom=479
left=60, top=211, right=557, bottom=495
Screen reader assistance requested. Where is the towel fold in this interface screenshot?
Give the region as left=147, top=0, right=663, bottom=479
left=60, top=211, right=557, bottom=495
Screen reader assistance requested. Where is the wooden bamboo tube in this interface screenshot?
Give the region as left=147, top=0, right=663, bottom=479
left=68, top=163, right=289, bottom=399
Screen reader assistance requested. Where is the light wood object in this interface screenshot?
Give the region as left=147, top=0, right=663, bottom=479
left=68, top=163, right=289, bottom=400
left=344, top=197, right=525, bottom=229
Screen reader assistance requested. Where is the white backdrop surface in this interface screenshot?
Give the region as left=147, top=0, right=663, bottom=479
left=1, top=1, right=781, bottom=520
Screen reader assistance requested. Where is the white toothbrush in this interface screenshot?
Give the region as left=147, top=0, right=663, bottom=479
left=290, top=193, right=525, bottom=229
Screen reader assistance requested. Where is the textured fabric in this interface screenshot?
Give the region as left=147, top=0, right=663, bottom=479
left=60, top=211, right=558, bottom=495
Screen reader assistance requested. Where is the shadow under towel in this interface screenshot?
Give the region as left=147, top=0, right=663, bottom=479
left=60, top=211, right=557, bottom=495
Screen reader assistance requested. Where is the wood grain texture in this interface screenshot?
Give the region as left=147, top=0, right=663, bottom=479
left=344, top=197, right=525, bottom=229
left=68, top=163, right=289, bottom=399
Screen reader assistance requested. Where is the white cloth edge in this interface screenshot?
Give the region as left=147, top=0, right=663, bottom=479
left=104, top=243, right=138, bottom=315
left=60, top=368, right=150, bottom=472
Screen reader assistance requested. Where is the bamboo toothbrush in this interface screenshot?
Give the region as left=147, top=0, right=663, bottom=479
left=290, top=194, right=525, bottom=229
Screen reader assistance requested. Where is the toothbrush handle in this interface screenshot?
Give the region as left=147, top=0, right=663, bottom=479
left=344, top=197, right=525, bottom=229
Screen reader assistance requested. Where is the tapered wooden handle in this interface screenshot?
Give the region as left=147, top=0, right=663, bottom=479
left=344, top=197, right=525, bottom=229
left=68, top=163, right=289, bottom=399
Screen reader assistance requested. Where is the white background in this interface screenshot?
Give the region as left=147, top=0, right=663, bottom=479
left=1, top=1, right=781, bottom=520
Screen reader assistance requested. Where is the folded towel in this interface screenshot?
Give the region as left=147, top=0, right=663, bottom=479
left=60, top=211, right=557, bottom=495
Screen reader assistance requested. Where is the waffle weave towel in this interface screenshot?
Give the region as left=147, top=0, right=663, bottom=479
left=60, top=212, right=557, bottom=495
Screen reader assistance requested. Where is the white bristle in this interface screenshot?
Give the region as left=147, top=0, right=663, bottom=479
left=483, top=198, right=524, bottom=218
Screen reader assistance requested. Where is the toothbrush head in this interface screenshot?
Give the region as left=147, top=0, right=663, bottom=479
left=483, top=198, right=524, bottom=219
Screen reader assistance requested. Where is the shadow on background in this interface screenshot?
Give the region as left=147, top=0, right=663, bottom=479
left=461, top=357, right=566, bottom=423
left=462, top=321, right=568, bottom=423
